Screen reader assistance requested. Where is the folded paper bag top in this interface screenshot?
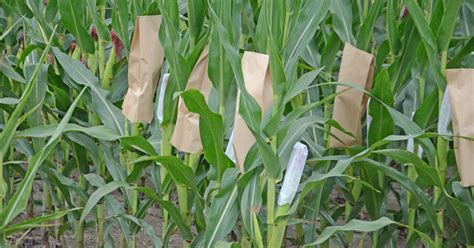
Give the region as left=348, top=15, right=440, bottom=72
left=446, top=69, right=474, bottom=187
left=330, top=43, right=375, bottom=148
left=232, top=51, right=273, bottom=171
left=122, top=15, right=164, bottom=124
left=171, top=46, right=213, bottom=153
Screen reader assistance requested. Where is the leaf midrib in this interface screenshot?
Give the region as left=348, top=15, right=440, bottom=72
left=206, top=186, right=238, bottom=247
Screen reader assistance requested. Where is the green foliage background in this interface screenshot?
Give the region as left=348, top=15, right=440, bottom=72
left=0, top=0, right=473, bottom=247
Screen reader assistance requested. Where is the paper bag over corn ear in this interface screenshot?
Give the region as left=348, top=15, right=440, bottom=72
left=171, top=46, right=213, bottom=153
left=231, top=51, right=273, bottom=171
left=330, top=43, right=375, bottom=147
left=122, top=16, right=164, bottom=123
left=447, top=69, right=474, bottom=187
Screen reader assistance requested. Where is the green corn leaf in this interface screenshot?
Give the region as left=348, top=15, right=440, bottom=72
left=329, top=0, right=356, bottom=45
left=451, top=182, right=474, bottom=244
left=187, top=0, right=206, bottom=42
left=307, top=217, right=395, bottom=245
left=436, top=0, right=463, bottom=52
left=103, top=196, right=131, bottom=245
left=158, top=1, right=191, bottom=93
left=158, top=0, right=179, bottom=28
left=239, top=169, right=262, bottom=242
left=0, top=26, right=57, bottom=159
left=265, top=0, right=285, bottom=47
left=384, top=106, right=437, bottom=165
left=58, top=0, right=95, bottom=54
left=0, top=98, right=19, bottom=105
left=16, top=124, right=121, bottom=141
left=43, top=166, right=88, bottom=204
left=121, top=136, right=159, bottom=156
left=413, top=89, right=438, bottom=130
left=52, top=47, right=125, bottom=135
left=445, top=192, right=474, bottom=245
left=0, top=18, right=22, bottom=41
left=388, top=20, right=421, bottom=92
left=2, top=208, right=80, bottom=235
left=119, top=214, right=163, bottom=247
left=404, top=0, right=446, bottom=89
left=386, top=0, right=400, bottom=55
left=1, top=86, right=87, bottom=226
left=299, top=133, right=439, bottom=224
left=24, top=63, right=48, bottom=152
left=278, top=116, right=325, bottom=169
left=283, top=68, right=323, bottom=104
left=357, top=0, right=384, bottom=51
left=361, top=158, right=440, bottom=233
left=138, top=187, right=193, bottom=240
left=111, top=0, right=129, bottom=50
left=0, top=62, right=25, bottom=84
left=44, top=0, right=58, bottom=23
left=180, top=89, right=232, bottom=182
left=87, top=0, right=110, bottom=41
left=452, top=182, right=474, bottom=213
left=374, top=149, right=442, bottom=187
left=368, top=70, right=394, bottom=146
left=254, top=0, right=285, bottom=52
left=135, top=156, right=199, bottom=194
left=283, top=0, right=329, bottom=72
left=320, top=32, right=343, bottom=74
left=25, top=0, right=54, bottom=37
left=360, top=163, right=384, bottom=219
left=403, top=0, right=437, bottom=50
left=305, top=217, right=434, bottom=247
left=447, top=37, right=474, bottom=68
left=204, top=168, right=240, bottom=247
left=429, top=0, right=444, bottom=31
left=102, top=143, right=131, bottom=205
left=208, top=0, right=234, bottom=115
left=266, top=35, right=287, bottom=109
left=461, top=1, right=474, bottom=36
left=79, top=181, right=130, bottom=224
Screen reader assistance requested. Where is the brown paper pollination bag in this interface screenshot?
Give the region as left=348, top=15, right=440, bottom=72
left=330, top=43, right=375, bottom=147
left=232, top=51, right=273, bottom=171
left=122, top=16, right=164, bottom=123
left=447, top=69, right=474, bottom=187
left=171, top=46, right=213, bottom=153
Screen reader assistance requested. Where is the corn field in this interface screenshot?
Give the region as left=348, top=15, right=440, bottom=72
left=0, top=0, right=473, bottom=247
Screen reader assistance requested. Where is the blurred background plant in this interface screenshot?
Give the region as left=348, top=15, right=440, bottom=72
left=0, top=0, right=473, bottom=247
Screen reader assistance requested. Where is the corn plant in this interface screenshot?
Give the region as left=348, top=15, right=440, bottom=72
left=0, top=0, right=473, bottom=247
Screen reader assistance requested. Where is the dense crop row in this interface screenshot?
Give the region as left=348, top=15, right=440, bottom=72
left=0, top=0, right=473, bottom=247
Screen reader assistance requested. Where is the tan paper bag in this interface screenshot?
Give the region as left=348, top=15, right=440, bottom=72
left=330, top=43, right=375, bottom=147
left=122, top=16, right=164, bottom=123
left=232, top=51, right=273, bottom=171
left=171, top=46, right=213, bottom=153
left=446, top=69, right=474, bottom=187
